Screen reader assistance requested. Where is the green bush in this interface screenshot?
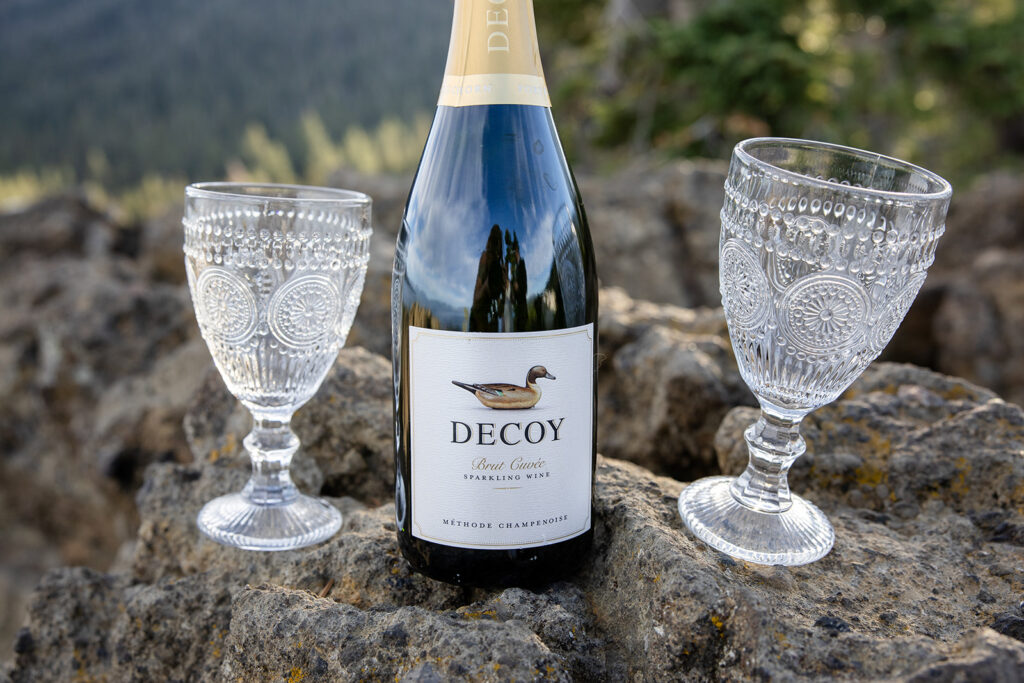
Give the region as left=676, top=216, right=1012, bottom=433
left=538, top=0, right=1024, bottom=183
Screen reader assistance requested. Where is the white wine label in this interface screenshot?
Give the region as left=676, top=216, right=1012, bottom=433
left=409, top=323, right=593, bottom=550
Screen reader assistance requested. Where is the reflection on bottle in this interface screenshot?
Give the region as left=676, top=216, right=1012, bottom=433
left=469, top=225, right=507, bottom=332
left=469, top=224, right=541, bottom=333
left=554, top=208, right=584, bottom=327
left=506, top=229, right=529, bottom=329
left=407, top=301, right=440, bottom=330
left=537, top=262, right=566, bottom=330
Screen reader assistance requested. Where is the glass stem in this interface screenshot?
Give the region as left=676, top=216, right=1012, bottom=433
left=730, top=405, right=808, bottom=514
left=242, top=411, right=299, bottom=506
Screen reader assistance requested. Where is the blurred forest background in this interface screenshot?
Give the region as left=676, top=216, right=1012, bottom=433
left=1, top=0, right=1022, bottom=213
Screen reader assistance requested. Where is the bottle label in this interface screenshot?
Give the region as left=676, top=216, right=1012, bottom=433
left=439, top=0, right=551, bottom=108
left=408, top=323, right=593, bottom=550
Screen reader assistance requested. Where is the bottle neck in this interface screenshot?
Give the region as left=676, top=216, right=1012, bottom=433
left=438, top=0, right=550, bottom=108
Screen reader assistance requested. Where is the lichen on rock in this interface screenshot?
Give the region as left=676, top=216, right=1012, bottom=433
left=3, top=185, right=1024, bottom=680
left=9, top=339, right=1024, bottom=680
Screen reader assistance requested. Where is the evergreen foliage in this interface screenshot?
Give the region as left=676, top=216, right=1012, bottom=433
left=536, top=0, right=1024, bottom=182
left=0, top=0, right=450, bottom=188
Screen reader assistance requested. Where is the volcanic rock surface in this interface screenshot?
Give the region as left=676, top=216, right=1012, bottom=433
left=8, top=348, right=1024, bottom=681
left=2, top=166, right=1024, bottom=679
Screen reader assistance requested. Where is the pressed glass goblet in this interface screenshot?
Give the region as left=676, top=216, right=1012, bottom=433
left=678, top=138, right=951, bottom=565
left=183, top=183, right=372, bottom=551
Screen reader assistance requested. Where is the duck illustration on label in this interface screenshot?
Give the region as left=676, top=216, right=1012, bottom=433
left=451, top=365, right=556, bottom=409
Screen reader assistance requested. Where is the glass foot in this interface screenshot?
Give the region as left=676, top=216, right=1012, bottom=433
left=678, top=476, right=834, bottom=566
left=197, top=493, right=341, bottom=551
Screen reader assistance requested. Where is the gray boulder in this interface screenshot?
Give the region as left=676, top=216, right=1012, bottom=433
left=579, top=159, right=728, bottom=309
left=183, top=347, right=395, bottom=509
left=181, top=286, right=745, bottom=504
left=598, top=287, right=753, bottom=480
left=884, top=173, right=1024, bottom=406
left=0, top=197, right=203, bottom=660
left=321, top=164, right=1024, bottom=409
left=4, top=169, right=1024, bottom=677
left=715, top=363, right=1020, bottom=517
left=9, top=344, right=1024, bottom=681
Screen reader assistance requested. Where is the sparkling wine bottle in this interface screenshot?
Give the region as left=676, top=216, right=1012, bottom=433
left=391, top=0, right=597, bottom=586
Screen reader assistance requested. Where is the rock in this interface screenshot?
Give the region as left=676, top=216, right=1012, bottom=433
left=902, top=630, right=1024, bottom=682
left=598, top=320, right=751, bottom=480
left=325, top=161, right=732, bottom=356
left=814, top=615, right=853, bottom=637
left=937, top=173, right=1024, bottom=271
left=0, top=177, right=735, bottom=661
left=850, top=362, right=999, bottom=403
left=579, top=159, right=728, bottom=309
left=184, top=346, right=395, bottom=507
left=317, top=163, right=1024, bottom=410
left=577, top=456, right=1024, bottom=680
left=453, top=584, right=615, bottom=679
left=220, top=586, right=574, bottom=681
left=0, top=193, right=117, bottom=261
left=597, top=285, right=728, bottom=353
left=130, top=461, right=464, bottom=611
left=10, top=343, right=1024, bottom=680
left=15, top=451, right=1024, bottom=680
left=930, top=248, right=1024, bottom=406
left=5, top=169, right=1024, bottom=677
left=992, top=612, right=1024, bottom=643
left=9, top=567, right=231, bottom=682
left=326, top=169, right=410, bottom=358
left=138, top=209, right=189, bottom=284
left=182, top=287, right=740, bottom=503
left=0, top=249, right=200, bottom=493
left=715, top=363, right=1023, bottom=519
left=596, top=286, right=750, bottom=479
left=0, top=197, right=202, bottom=660
left=88, top=338, right=210, bottom=484
left=884, top=173, right=1024, bottom=406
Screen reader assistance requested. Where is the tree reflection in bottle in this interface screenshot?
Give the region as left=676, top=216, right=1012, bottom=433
left=391, top=0, right=597, bottom=587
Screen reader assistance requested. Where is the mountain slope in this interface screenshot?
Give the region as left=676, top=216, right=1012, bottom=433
left=0, top=0, right=451, bottom=185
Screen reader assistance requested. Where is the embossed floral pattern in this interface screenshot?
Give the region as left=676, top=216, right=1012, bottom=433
left=869, top=272, right=927, bottom=352
left=182, top=185, right=371, bottom=551
left=195, top=267, right=257, bottom=343
left=268, top=275, right=341, bottom=348
left=183, top=194, right=371, bottom=406
left=720, top=239, right=771, bottom=330
left=779, top=274, right=871, bottom=353
left=766, top=250, right=811, bottom=292
left=678, top=140, right=949, bottom=568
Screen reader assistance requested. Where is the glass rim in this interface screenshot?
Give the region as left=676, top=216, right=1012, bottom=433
left=185, top=182, right=372, bottom=207
left=735, top=137, right=953, bottom=203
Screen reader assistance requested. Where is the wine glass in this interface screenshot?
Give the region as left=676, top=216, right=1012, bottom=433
left=183, top=183, right=372, bottom=551
left=678, top=138, right=952, bottom=565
